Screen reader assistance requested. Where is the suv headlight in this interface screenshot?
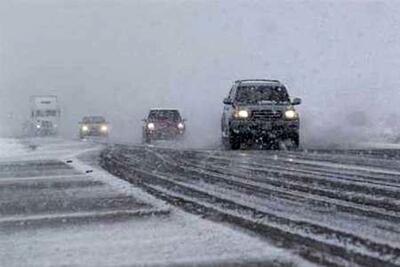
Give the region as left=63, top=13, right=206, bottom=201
left=284, top=110, right=298, bottom=119
left=234, top=109, right=249, bottom=119
left=81, top=125, right=89, bottom=132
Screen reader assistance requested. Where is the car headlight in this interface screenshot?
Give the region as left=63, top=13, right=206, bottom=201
left=100, top=125, right=108, bottom=132
left=284, top=110, right=298, bottom=119
left=36, top=124, right=41, bottom=129
left=177, top=122, right=185, bottom=130
left=81, top=125, right=89, bottom=132
left=147, top=123, right=155, bottom=130
left=234, top=109, right=249, bottom=119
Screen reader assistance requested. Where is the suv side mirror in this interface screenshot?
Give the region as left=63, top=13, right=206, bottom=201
left=291, top=97, right=302, bottom=105
left=223, top=98, right=233, bottom=105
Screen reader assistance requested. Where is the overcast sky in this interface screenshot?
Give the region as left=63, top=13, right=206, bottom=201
left=1, top=0, right=400, bottom=146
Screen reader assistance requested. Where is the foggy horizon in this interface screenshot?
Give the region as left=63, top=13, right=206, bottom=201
left=1, top=0, right=400, bottom=147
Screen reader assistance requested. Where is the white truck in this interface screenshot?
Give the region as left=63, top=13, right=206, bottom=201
left=29, top=95, right=60, bottom=136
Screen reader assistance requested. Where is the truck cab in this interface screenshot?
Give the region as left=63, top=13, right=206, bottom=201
left=30, top=96, right=60, bottom=136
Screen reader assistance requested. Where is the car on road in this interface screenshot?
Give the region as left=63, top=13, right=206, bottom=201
left=221, top=79, right=301, bottom=150
left=79, top=116, right=109, bottom=139
left=142, top=109, right=186, bottom=143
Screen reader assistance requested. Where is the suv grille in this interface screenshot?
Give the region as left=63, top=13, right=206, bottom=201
left=251, top=110, right=282, bottom=121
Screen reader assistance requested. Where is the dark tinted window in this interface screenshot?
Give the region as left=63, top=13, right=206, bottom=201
left=148, top=110, right=181, bottom=121
left=235, top=85, right=289, bottom=104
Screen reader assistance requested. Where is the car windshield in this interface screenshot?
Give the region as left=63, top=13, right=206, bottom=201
left=83, top=117, right=106, bottom=123
left=148, top=110, right=181, bottom=121
left=235, top=85, right=289, bottom=104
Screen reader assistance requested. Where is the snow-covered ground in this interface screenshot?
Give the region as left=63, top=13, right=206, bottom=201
left=357, top=142, right=400, bottom=150
left=2, top=212, right=302, bottom=267
left=0, top=137, right=310, bottom=267
left=100, top=143, right=400, bottom=266
left=0, top=138, right=27, bottom=158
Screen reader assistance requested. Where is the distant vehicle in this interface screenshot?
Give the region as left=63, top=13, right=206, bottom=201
left=79, top=116, right=109, bottom=139
left=221, top=79, right=301, bottom=150
left=29, top=95, right=60, bottom=136
left=142, top=109, right=186, bottom=143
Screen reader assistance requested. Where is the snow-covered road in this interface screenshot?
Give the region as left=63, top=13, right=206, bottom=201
left=0, top=138, right=309, bottom=267
left=101, top=144, right=400, bottom=267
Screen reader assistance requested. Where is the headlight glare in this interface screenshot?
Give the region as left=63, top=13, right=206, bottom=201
left=284, top=110, right=298, bottom=119
left=100, top=125, right=108, bottom=132
left=147, top=123, right=155, bottom=130
left=234, top=110, right=249, bottom=119
left=177, top=122, right=185, bottom=130
left=81, top=125, right=89, bottom=132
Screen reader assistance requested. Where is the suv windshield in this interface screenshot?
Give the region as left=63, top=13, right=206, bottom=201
left=235, top=85, right=289, bottom=104
left=148, top=110, right=181, bottom=121
left=83, top=116, right=106, bottom=123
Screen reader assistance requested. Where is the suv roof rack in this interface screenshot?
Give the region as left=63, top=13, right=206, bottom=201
left=235, top=79, right=281, bottom=84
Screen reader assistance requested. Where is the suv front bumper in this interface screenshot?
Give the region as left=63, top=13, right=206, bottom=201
left=229, top=119, right=299, bottom=138
left=144, top=129, right=185, bottom=140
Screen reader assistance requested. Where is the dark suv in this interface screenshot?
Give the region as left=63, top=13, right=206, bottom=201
left=143, top=109, right=186, bottom=143
left=221, top=79, right=301, bottom=150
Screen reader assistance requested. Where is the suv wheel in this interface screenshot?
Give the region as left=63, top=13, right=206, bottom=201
left=292, top=134, right=300, bottom=148
left=222, top=136, right=229, bottom=149
left=229, top=134, right=241, bottom=150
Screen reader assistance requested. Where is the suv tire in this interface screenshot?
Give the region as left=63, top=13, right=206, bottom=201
left=292, top=134, right=300, bottom=148
left=229, top=134, right=241, bottom=150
